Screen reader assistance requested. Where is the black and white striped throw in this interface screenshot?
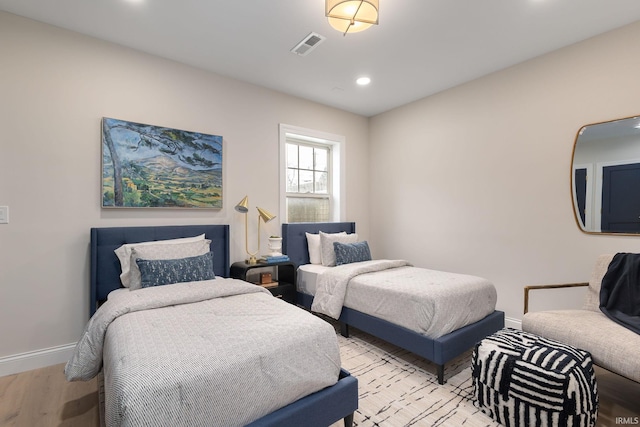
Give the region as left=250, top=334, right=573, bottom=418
left=473, top=328, right=598, bottom=427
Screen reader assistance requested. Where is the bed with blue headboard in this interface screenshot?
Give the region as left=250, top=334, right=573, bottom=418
left=90, top=224, right=231, bottom=315
left=282, top=221, right=505, bottom=385
left=80, top=224, right=357, bottom=427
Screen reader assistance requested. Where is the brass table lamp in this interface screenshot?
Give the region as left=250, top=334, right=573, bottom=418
left=235, top=196, right=276, bottom=264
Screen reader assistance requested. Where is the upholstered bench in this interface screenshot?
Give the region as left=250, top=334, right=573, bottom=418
left=472, top=328, right=598, bottom=427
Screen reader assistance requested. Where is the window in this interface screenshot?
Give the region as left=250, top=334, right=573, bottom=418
left=286, top=141, right=330, bottom=222
left=279, top=124, right=344, bottom=223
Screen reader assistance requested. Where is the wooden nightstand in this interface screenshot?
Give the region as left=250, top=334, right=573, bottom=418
left=230, top=261, right=296, bottom=303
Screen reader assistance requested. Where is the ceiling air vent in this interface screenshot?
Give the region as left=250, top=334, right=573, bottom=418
left=290, top=32, right=326, bottom=56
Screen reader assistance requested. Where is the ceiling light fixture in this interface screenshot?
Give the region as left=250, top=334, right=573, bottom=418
left=326, top=0, right=379, bottom=36
left=356, top=77, right=371, bottom=86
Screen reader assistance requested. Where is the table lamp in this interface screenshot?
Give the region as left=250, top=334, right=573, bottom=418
left=235, top=196, right=276, bottom=264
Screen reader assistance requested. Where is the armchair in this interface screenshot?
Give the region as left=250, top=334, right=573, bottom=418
left=522, top=254, right=640, bottom=384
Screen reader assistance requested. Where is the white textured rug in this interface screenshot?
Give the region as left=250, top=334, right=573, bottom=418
left=336, top=328, right=500, bottom=427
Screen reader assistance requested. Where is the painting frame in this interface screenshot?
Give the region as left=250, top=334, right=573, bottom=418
left=101, top=117, right=223, bottom=209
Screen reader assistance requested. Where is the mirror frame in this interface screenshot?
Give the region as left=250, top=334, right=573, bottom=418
left=571, top=114, right=640, bottom=236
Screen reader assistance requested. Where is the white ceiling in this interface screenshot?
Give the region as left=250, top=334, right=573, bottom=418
left=2, top=0, right=640, bottom=117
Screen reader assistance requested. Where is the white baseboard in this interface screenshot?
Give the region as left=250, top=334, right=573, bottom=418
left=505, top=316, right=522, bottom=330
left=0, top=343, right=76, bottom=377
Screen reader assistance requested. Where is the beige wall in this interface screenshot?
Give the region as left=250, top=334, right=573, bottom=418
left=369, top=21, right=640, bottom=325
left=0, top=12, right=369, bottom=372
left=3, top=9, right=640, bottom=375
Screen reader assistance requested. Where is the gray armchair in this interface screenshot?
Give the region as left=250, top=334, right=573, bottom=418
left=522, top=254, right=640, bottom=384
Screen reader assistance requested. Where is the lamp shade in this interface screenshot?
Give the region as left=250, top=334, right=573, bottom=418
left=256, top=207, right=276, bottom=223
left=234, top=195, right=249, bottom=213
left=326, top=0, right=378, bottom=34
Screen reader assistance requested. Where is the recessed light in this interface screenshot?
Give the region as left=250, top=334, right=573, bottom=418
left=356, top=77, right=371, bottom=86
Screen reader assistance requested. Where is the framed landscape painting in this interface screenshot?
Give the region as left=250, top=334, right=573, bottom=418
left=102, top=117, right=223, bottom=208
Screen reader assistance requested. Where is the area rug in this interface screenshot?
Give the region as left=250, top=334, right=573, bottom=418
left=336, top=328, right=500, bottom=427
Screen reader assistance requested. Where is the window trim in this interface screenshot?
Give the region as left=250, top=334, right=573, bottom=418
left=279, top=124, right=345, bottom=223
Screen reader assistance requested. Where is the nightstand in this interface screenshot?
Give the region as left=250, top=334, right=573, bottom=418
left=230, top=261, right=296, bottom=303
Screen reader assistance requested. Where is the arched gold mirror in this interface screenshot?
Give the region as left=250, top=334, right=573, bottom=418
left=572, top=115, right=640, bottom=234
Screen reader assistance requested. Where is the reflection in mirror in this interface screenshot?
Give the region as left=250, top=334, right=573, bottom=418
left=572, top=115, right=640, bottom=234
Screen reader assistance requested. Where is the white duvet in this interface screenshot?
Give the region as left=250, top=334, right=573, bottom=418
left=311, top=260, right=497, bottom=338
left=66, top=279, right=341, bottom=427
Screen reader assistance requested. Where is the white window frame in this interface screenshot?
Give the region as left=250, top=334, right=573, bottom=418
left=279, top=124, right=345, bottom=222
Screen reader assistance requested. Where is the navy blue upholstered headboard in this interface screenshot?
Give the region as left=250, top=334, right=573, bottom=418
left=90, top=224, right=230, bottom=316
left=282, top=222, right=356, bottom=268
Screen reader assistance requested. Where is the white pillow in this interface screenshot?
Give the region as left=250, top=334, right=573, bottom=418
left=306, top=231, right=345, bottom=264
left=128, top=239, right=211, bottom=290
left=319, top=232, right=358, bottom=267
left=114, top=234, right=205, bottom=287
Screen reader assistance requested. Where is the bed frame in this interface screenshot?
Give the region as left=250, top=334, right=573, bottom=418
left=90, top=224, right=357, bottom=427
left=282, top=221, right=505, bottom=385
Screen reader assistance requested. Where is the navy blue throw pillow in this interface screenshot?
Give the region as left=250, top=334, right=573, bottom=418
left=334, top=241, right=372, bottom=266
left=136, top=252, right=215, bottom=288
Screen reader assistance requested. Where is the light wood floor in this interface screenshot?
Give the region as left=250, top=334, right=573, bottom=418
left=0, top=364, right=98, bottom=427
left=1, top=363, right=638, bottom=426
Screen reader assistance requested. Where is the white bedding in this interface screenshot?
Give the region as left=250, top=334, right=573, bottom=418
left=298, top=264, right=329, bottom=295
left=66, top=279, right=341, bottom=427
left=304, top=260, right=497, bottom=339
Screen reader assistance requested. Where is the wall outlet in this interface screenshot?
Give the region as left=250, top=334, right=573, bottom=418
left=0, top=206, right=8, bottom=224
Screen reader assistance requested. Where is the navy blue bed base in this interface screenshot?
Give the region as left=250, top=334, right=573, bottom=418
left=282, top=221, right=505, bottom=385
left=247, top=369, right=357, bottom=427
